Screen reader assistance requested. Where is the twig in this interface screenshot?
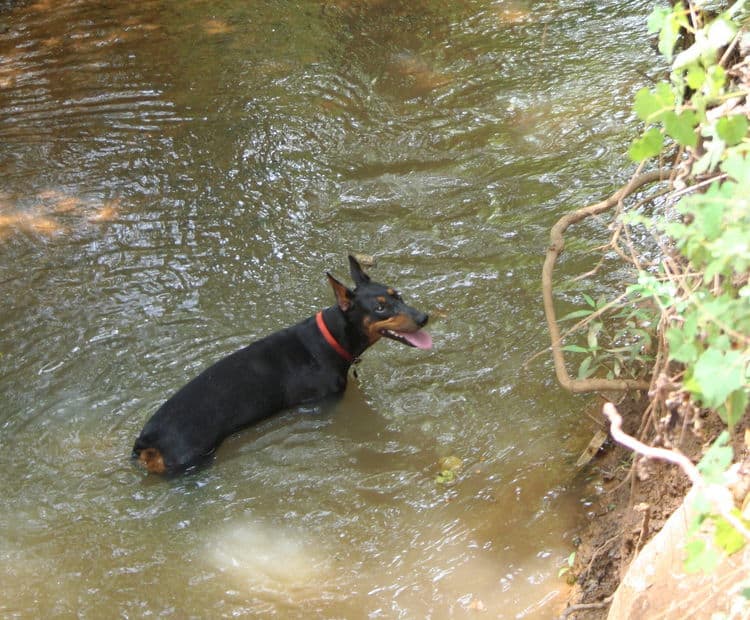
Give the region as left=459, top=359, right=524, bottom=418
left=668, top=173, right=728, bottom=201
left=719, top=31, right=742, bottom=68
left=582, top=532, right=620, bottom=579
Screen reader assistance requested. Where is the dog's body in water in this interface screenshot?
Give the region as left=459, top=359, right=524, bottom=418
left=132, top=256, right=431, bottom=475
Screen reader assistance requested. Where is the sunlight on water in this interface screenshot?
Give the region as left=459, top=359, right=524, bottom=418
left=0, top=0, right=655, bottom=616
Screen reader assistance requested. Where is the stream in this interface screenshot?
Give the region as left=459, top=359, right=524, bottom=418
left=0, top=0, right=654, bottom=617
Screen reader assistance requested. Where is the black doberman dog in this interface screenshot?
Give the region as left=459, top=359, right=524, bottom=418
left=132, top=256, right=431, bottom=475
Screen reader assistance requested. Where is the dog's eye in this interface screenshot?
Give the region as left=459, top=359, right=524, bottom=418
left=375, top=303, right=387, bottom=313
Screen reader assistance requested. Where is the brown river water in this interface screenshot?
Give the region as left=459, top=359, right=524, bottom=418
left=0, top=0, right=654, bottom=617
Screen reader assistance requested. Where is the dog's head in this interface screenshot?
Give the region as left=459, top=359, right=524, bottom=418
left=327, top=255, right=431, bottom=349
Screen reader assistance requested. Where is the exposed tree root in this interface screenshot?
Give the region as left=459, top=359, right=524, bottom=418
left=541, top=170, right=668, bottom=393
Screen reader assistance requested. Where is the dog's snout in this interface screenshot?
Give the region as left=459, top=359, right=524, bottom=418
left=416, top=311, right=429, bottom=328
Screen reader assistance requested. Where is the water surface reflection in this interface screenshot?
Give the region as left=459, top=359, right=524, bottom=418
left=0, top=0, right=654, bottom=616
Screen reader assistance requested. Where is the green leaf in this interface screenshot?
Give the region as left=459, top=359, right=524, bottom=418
left=704, top=255, right=729, bottom=281
left=647, top=5, right=670, bottom=34
left=721, top=152, right=750, bottom=187
left=691, top=349, right=746, bottom=408
left=633, top=88, right=656, bottom=122
left=714, top=513, right=748, bottom=555
left=634, top=82, right=675, bottom=123
left=705, top=65, right=727, bottom=100
left=680, top=190, right=725, bottom=241
left=697, top=431, right=733, bottom=484
left=664, top=110, right=698, bottom=147
left=691, top=492, right=713, bottom=522
left=587, top=322, right=601, bottom=349
left=582, top=292, right=596, bottom=308
left=685, top=63, right=706, bottom=90
left=435, top=469, right=455, bottom=484
left=558, top=309, right=594, bottom=321
left=629, top=128, right=664, bottom=162
left=577, top=356, right=595, bottom=380
left=692, top=135, right=726, bottom=174
left=720, top=389, right=748, bottom=429
left=659, top=5, right=689, bottom=61
left=666, top=325, right=699, bottom=364
left=684, top=538, right=721, bottom=573
left=561, top=344, right=590, bottom=353
left=716, top=115, right=748, bottom=146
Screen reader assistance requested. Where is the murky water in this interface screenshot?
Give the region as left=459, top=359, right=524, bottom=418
left=1, top=0, right=654, bottom=617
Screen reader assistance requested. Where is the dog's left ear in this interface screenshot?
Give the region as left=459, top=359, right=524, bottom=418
left=327, top=273, right=354, bottom=311
left=348, top=254, right=370, bottom=287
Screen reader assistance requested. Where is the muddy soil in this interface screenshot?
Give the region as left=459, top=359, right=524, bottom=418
left=562, top=394, right=737, bottom=619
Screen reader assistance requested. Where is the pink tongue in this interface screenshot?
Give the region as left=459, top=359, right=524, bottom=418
left=399, top=329, right=432, bottom=350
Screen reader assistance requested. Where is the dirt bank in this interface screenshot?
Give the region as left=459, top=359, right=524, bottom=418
left=562, top=394, right=749, bottom=619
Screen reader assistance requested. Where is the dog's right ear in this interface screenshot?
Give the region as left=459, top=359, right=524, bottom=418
left=327, top=273, right=354, bottom=311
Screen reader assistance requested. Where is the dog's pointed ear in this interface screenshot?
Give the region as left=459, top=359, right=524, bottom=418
left=348, top=254, right=370, bottom=287
left=327, top=272, right=354, bottom=311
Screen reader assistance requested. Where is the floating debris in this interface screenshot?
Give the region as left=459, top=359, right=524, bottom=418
left=575, top=430, right=608, bottom=468
left=203, top=19, right=233, bottom=36
left=352, top=252, right=376, bottom=268
left=435, top=455, right=463, bottom=485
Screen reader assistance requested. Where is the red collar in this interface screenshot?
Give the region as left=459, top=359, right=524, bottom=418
left=315, top=311, right=354, bottom=363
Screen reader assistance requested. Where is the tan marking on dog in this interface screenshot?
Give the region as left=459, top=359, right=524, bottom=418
left=138, top=448, right=166, bottom=474
left=364, top=314, right=419, bottom=343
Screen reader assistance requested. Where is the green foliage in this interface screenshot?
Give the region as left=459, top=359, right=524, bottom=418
left=685, top=433, right=749, bottom=573
left=559, top=293, right=655, bottom=381
left=684, top=536, right=721, bottom=573
left=629, top=127, right=665, bottom=161
left=556, top=1, right=750, bottom=582
left=626, top=3, right=750, bottom=575
left=714, top=512, right=749, bottom=554
left=558, top=551, right=576, bottom=578
left=696, top=431, right=733, bottom=484
left=558, top=4, right=748, bottom=578
left=558, top=5, right=749, bottom=412
left=630, top=2, right=745, bottom=165
left=647, top=3, right=689, bottom=61
left=626, top=2, right=750, bottom=429
left=645, top=152, right=750, bottom=428
left=435, top=469, right=456, bottom=484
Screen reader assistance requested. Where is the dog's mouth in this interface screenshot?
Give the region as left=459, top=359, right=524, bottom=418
left=381, top=328, right=432, bottom=349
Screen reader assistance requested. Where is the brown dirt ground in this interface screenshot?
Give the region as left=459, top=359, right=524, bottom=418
left=561, top=394, right=747, bottom=619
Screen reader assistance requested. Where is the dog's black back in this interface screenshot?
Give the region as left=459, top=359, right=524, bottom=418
left=132, top=256, right=430, bottom=475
